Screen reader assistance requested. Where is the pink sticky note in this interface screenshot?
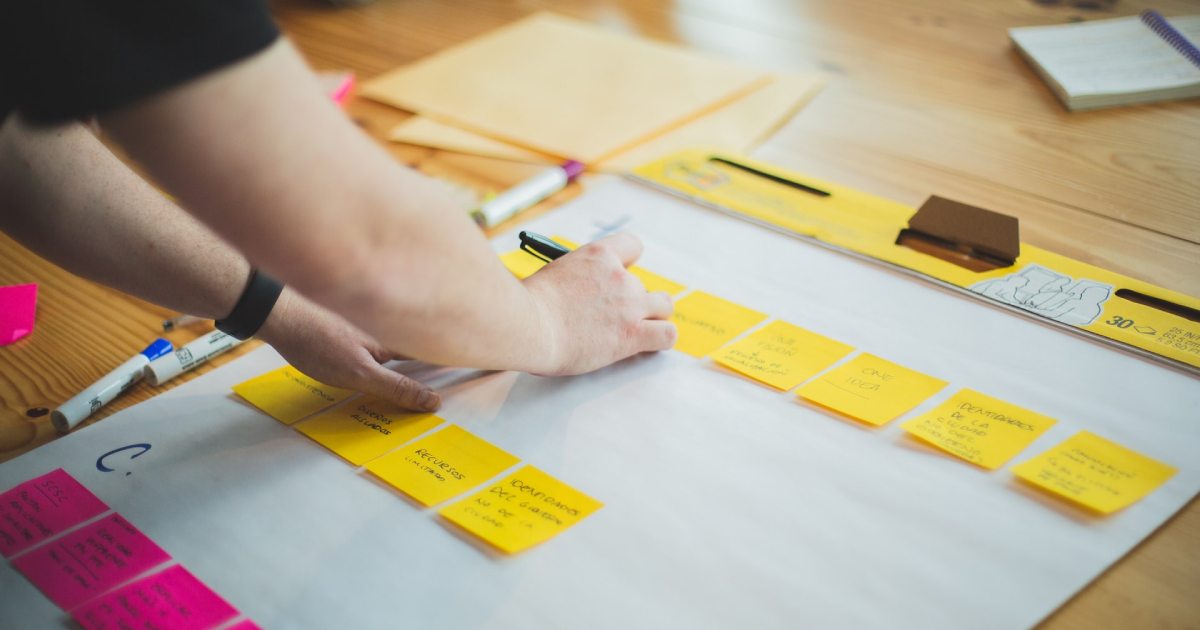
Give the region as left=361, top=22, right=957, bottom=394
left=227, top=620, right=265, bottom=630
left=0, top=468, right=109, bottom=558
left=0, top=283, right=37, bottom=345
left=72, top=565, right=239, bottom=630
left=13, top=513, right=172, bottom=610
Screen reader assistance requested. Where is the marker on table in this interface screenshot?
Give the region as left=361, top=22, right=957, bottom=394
left=519, top=231, right=572, bottom=262
left=144, top=331, right=246, bottom=387
left=161, top=314, right=206, bottom=332
left=51, top=339, right=173, bottom=434
left=473, top=161, right=585, bottom=228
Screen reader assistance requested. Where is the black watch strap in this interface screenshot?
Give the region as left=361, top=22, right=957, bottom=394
left=215, top=269, right=284, bottom=340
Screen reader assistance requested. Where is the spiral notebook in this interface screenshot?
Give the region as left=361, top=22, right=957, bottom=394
left=1009, top=10, right=1200, bottom=111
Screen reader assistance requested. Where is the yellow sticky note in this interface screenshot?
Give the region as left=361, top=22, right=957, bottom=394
left=710, top=320, right=854, bottom=391
left=365, top=425, right=520, bottom=506
left=1011, top=431, right=1177, bottom=513
left=439, top=465, right=603, bottom=554
left=796, top=353, right=947, bottom=426
left=902, top=389, right=1057, bottom=470
left=232, top=365, right=354, bottom=425
left=498, top=236, right=579, bottom=279
left=670, top=291, right=767, bottom=358
left=629, top=266, right=686, bottom=295
left=297, top=396, right=444, bottom=466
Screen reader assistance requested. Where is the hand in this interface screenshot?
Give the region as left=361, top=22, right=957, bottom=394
left=256, top=289, right=442, bottom=412
left=522, top=233, right=676, bottom=376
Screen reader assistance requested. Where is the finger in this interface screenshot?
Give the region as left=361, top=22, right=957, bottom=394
left=356, top=362, right=441, bottom=412
left=633, top=319, right=677, bottom=353
left=642, top=291, right=674, bottom=320
left=590, top=232, right=643, bottom=268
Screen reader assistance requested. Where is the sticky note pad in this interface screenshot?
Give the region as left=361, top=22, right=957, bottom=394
left=439, top=465, right=603, bottom=554
left=629, top=266, right=686, bottom=295
left=232, top=365, right=354, bottom=425
left=14, top=513, right=171, bottom=610
left=0, top=283, right=38, bottom=345
left=670, top=291, right=767, bottom=358
left=297, top=396, right=444, bottom=466
left=365, top=425, right=520, bottom=506
left=72, top=565, right=238, bottom=630
left=1011, top=431, right=1178, bottom=513
left=796, top=353, right=947, bottom=426
left=902, top=389, right=1058, bottom=470
left=710, top=320, right=854, bottom=390
left=0, top=469, right=109, bottom=558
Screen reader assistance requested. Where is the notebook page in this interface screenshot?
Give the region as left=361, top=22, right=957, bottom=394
left=1011, top=16, right=1200, bottom=96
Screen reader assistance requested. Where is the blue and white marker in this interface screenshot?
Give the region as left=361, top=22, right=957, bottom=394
left=51, top=338, right=173, bottom=433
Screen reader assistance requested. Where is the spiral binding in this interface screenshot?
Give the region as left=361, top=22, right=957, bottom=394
left=1141, top=9, right=1200, bottom=70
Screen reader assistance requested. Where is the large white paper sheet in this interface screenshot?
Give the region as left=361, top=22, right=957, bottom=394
left=2, top=180, right=1198, bottom=630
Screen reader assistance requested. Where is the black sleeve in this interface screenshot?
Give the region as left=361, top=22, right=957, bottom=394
left=0, top=0, right=280, bottom=125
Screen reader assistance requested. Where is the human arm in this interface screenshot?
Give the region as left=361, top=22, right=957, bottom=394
left=98, top=39, right=675, bottom=375
left=0, top=115, right=441, bottom=411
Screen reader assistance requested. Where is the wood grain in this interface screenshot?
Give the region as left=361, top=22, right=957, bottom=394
left=1, top=0, right=1197, bottom=628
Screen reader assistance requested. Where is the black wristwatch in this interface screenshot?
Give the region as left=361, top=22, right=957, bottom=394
left=215, top=269, right=284, bottom=340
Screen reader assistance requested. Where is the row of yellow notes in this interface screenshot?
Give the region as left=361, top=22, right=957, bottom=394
left=233, top=367, right=604, bottom=552
left=663, top=293, right=1177, bottom=514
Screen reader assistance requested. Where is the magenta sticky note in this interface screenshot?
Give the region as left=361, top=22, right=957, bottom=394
left=72, top=564, right=239, bottom=630
left=0, top=468, right=109, bottom=558
left=227, top=620, right=265, bottom=630
left=13, top=513, right=172, bottom=610
left=0, top=283, right=37, bottom=345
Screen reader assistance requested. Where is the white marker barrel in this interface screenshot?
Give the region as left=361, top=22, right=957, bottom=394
left=145, top=331, right=245, bottom=386
left=51, top=339, right=173, bottom=433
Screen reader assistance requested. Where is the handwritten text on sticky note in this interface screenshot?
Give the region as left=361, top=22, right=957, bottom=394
left=440, top=465, right=603, bottom=553
left=711, top=320, right=854, bottom=390
left=1011, top=431, right=1177, bottom=513
left=13, top=513, right=171, bottom=610
left=902, top=389, right=1057, bottom=470
left=0, top=468, right=109, bottom=558
left=796, top=353, right=947, bottom=426
left=72, top=564, right=238, bottom=630
left=670, top=291, right=767, bottom=358
left=232, top=365, right=354, bottom=425
left=366, top=425, right=520, bottom=506
left=298, top=396, right=444, bottom=466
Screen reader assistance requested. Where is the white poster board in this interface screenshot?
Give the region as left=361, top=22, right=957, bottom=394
left=3, top=180, right=1198, bottom=630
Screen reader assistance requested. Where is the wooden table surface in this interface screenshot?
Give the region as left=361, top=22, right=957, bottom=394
left=2, top=0, right=1198, bottom=627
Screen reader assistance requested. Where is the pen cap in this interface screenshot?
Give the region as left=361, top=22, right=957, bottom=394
left=144, top=353, right=186, bottom=387
left=562, top=160, right=585, bottom=182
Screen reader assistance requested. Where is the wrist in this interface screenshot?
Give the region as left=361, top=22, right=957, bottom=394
left=521, top=283, right=567, bottom=375
left=254, top=287, right=298, bottom=347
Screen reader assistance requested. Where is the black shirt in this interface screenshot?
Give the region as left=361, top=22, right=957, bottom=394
left=1, top=1, right=279, bottom=125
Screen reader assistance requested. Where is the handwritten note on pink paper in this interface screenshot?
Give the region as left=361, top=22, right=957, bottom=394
left=72, top=565, right=239, bottom=630
left=0, top=283, right=38, bottom=345
left=13, top=513, right=171, bottom=610
left=1, top=468, right=109, bottom=558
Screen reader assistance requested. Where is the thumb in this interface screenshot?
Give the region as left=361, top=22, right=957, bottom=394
left=355, top=362, right=442, bottom=413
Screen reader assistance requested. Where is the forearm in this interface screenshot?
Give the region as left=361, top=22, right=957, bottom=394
left=0, top=116, right=249, bottom=320
left=99, top=39, right=551, bottom=372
